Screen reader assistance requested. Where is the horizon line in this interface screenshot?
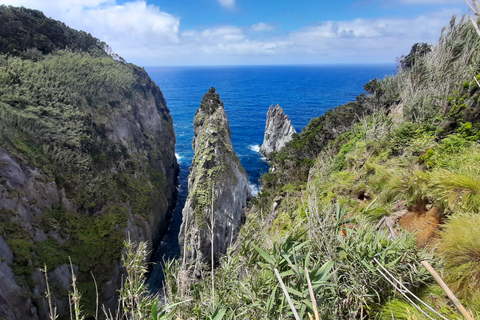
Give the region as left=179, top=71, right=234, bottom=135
left=143, top=62, right=397, bottom=68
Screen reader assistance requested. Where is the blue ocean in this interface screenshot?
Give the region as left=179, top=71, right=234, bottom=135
left=145, top=64, right=396, bottom=291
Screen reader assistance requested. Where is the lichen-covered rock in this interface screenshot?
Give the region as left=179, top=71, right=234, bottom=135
left=259, top=104, right=297, bottom=158
left=179, top=87, right=250, bottom=274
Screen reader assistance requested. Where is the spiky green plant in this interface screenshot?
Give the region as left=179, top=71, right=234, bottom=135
left=40, top=239, right=182, bottom=320
left=380, top=298, right=455, bottom=320
left=428, top=169, right=480, bottom=213
left=437, top=213, right=480, bottom=311
left=117, top=240, right=155, bottom=320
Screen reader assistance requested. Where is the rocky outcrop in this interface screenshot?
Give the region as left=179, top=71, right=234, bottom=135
left=259, top=104, right=297, bottom=158
left=179, top=88, right=250, bottom=273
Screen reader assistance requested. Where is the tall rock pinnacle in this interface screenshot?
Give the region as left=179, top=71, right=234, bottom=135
left=179, top=87, right=250, bottom=273
left=259, top=104, right=297, bottom=158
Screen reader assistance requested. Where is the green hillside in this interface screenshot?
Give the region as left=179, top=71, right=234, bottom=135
left=0, top=6, right=178, bottom=319
left=162, top=15, right=480, bottom=320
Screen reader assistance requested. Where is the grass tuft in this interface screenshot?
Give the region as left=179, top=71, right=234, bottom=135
left=437, top=213, right=480, bottom=311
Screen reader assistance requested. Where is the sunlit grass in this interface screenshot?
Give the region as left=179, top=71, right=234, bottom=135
left=437, top=213, right=480, bottom=311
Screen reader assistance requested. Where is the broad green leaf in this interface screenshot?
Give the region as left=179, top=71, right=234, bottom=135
left=252, top=243, right=276, bottom=265
left=286, top=286, right=304, bottom=298
left=302, top=298, right=314, bottom=311
left=151, top=300, right=158, bottom=320
left=212, top=308, right=227, bottom=320
left=266, top=286, right=277, bottom=314
left=299, top=302, right=307, bottom=320
left=315, top=260, right=335, bottom=280
left=279, top=269, right=296, bottom=277
left=264, top=268, right=275, bottom=280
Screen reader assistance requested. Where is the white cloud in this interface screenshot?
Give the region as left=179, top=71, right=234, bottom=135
left=1, top=0, right=180, bottom=56
left=218, top=0, right=235, bottom=9
left=200, top=26, right=244, bottom=42
left=281, top=8, right=466, bottom=65
left=73, top=2, right=180, bottom=47
left=175, top=9, right=460, bottom=65
left=0, top=1, right=465, bottom=65
left=251, top=22, right=274, bottom=32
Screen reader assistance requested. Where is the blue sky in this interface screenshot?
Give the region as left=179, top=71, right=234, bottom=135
left=2, top=0, right=468, bottom=66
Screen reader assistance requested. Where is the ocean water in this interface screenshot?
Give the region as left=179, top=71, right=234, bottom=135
left=145, top=64, right=396, bottom=291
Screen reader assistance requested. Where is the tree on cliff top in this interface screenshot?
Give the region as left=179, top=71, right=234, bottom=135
left=397, top=42, right=432, bottom=70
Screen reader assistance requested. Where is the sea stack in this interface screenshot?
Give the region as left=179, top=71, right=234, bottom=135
left=259, top=104, right=297, bottom=158
left=179, top=87, right=250, bottom=273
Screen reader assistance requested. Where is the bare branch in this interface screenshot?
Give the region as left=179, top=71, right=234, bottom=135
left=421, top=261, right=474, bottom=320
left=274, top=268, right=301, bottom=320
left=305, top=267, right=320, bottom=320
left=465, top=0, right=478, bottom=15
left=474, top=0, right=480, bottom=15
left=374, top=258, right=449, bottom=320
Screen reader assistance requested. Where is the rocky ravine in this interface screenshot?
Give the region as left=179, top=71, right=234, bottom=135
left=259, top=104, right=297, bottom=158
left=179, top=87, right=250, bottom=274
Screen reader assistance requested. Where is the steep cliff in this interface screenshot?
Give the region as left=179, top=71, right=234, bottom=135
left=179, top=87, right=250, bottom=273
left=0, top=6, right=178, bottom=319
left=259, top=104, right=297, bottom=158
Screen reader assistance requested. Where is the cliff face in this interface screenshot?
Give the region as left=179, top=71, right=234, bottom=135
left=259, top=104, right=297, bottom=158
left=179, top=87, right=250, bottom=273
left=0, top=7, right=178, bottom=319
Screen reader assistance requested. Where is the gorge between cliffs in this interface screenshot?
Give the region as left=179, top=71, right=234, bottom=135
left=0, top=7, right=402, bottom=318
left=4, top=2, right=480, bottom=319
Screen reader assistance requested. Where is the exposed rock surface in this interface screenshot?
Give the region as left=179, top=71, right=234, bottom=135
left=0, top=235, right=38, bottom=320
left=179, top=87, right=250, bottom=273
left=259, top=104, right=297, bottom=158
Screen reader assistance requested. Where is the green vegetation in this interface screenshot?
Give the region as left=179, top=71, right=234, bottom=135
left=36, top=205, right=128, bottom=272
left=158, top=13, right=480, bottom=319
left=437, top=214, right=480, bottom=310
left=0, top=5, right=107, bottom=57
left=0, top=204, right=129, bottom=314
left=163, top=203, right=427, bottom=319
left=0, top=49, right=165, bottom=214
left=0, top=6, right=177, bottom=318
left=42, top=239, right=182, bottom=320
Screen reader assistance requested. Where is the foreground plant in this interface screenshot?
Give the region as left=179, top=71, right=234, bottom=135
left=115, top=240, right=154, bottom=320
left=437, top=213, right=480, bottom=312
left=107, top=239, right=181, bottom=320
left=252, top=235, right=335, bottom=319
left=42, top=238, right=182, bottom=320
